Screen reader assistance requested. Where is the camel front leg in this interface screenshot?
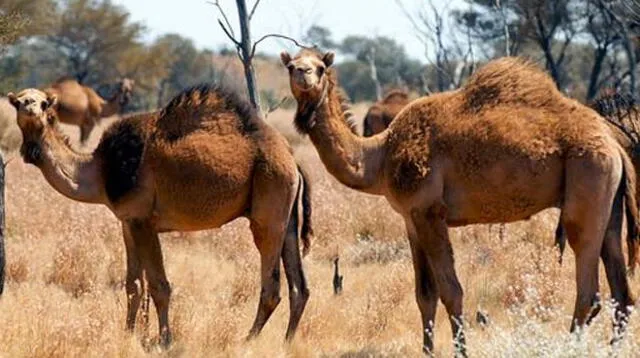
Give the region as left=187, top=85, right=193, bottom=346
left=128, top=219, right=172, bottom=348
left=412, top=205, right=467, bottom=357
left=122, top=223, right=143, bottom=332
left=79, top=120, right=96, bottom=145
left=406, top=221, right=439, bottom=356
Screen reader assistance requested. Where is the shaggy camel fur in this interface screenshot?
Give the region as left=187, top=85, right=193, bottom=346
left=362, top=90, right=410, bottom=137
left=44, top=77, right=134, bottom=144
left=8, top=85, right=313, bottom=347
left=556, top=91, right=640, bottom=270
left=282, top=49, right=637, bottom=356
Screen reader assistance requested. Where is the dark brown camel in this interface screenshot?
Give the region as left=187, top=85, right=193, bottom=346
left=9, top=85, right=312, bottom=347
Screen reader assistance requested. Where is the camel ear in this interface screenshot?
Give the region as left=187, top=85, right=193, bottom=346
left=322, top=52, right=335, bottom=67
left=280, top=51, right=292, bottom=67
left=46, top=94, right=58, bottom=109
left=7, top=92, right=19, bottom=109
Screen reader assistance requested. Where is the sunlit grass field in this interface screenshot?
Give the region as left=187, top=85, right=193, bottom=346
left=0, top=107, right=639, bottom=357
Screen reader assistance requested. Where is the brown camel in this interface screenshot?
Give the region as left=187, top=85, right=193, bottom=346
left=44, top=77, right=135, bottom=144
left=8, top=85, right=313, bottom=347
left=281, top=49, right=637, bottom=355
left=362, top=89, right=410, bottom=137
left=556, top=91, right=640, bottom=270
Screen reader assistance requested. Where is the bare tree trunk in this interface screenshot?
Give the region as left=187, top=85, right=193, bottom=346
left=0, top=156, right=6, bottom=295
left=236, top=0, right=261, bottom=111
left=587, top=47, right=608, bottom=101
left=496, top=0, right=510, bottom=56
left=367, top=47, right=383, bottom=101
left=157, top=79, right=167, bottom=109
left=623, top=35, right=637, bottom=96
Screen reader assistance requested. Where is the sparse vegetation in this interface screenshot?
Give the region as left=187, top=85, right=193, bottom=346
left=0, top=109, right=638, bottom=357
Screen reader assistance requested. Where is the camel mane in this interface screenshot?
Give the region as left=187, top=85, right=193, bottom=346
left=161, top=83, right=260, bottom=134
left=590, top=90, right=640, bottom=145
left=294, top=66, right=357, bottom=135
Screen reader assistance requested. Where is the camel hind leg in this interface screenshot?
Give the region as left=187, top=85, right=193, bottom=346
left=281, top=182, right=310, bottom=340
left=246, top=165, right=297, bottom=339
left=600, top=169, right=635, bottom=339
left=562, top=156, right=619, bottom=332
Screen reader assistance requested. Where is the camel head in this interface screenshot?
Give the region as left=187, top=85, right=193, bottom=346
left=281, top=49, right=335, bottom=133
left=281, top=49, right=334, bottom=101
left=7, top=88, right=58, bottom=164
left=116, top=77, right=135, bottom=106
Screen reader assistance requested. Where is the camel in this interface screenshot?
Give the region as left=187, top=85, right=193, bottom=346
left=556, top=90, right=640, bottom=269
left=8, top=85, right=313, bottom=347
left=281, top=49, right=637, bottom=356
left=44, top=77, right=135, bottom=144
left=362, top=90, right=410, bottom=137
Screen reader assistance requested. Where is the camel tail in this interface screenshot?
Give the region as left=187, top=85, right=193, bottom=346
left=297, top=164, right=313, bottom=257
left=619, top=147, right=640, bottom=275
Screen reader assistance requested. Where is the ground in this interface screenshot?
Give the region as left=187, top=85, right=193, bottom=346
left=0, top=106, right=639, bottom=357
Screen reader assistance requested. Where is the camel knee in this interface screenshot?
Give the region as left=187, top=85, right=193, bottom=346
left=260, top=287, right=282, bottom=312
left=125, top=275, right=143, bottom=296
left=440, top=280, right=464, bottom=312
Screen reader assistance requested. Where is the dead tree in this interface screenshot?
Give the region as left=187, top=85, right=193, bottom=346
left=495, top=0, right=510, bottom=56
left=0, top=156, right=5, bottom=295
left=211, top=0, right=311, bottom=116
left=367, top=47, right=383, bottom=101
left=395, top=0, right=475, bottom=91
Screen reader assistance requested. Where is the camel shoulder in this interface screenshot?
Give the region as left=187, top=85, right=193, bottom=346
left=96, top=114, right=150, bottom=203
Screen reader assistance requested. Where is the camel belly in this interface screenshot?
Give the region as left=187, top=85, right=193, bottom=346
left=443, top=154, right=563, bottom=226
left=147, top=133, right=255, bottom=231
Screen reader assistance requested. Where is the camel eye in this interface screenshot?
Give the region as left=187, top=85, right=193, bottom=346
left=287, top=64, right=294, bottom=72
left=317, top=67, right=325, bottom=76
left=41, top=101, right=47, bottom=110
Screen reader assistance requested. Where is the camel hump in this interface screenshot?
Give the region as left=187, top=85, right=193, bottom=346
left=157, top=84, right=260, bottom=140
left=382, top=90, right=409, bottom=104
left=461, top=57, right=561, bottom=113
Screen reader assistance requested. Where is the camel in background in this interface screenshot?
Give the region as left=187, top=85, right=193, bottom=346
left=44, top=77, right=135, bottom=144
left=282, top=49, right=637, bottom=356
left=8, top=85, right=312, bottom=348
left=362, top=89, right=410, bottom=137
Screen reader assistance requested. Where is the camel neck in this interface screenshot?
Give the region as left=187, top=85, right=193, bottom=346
left=32, top=127, right=105, bottom=204
left=306, top=83, right=387, bottom=194
left=101, top=92, right=124, bottom=118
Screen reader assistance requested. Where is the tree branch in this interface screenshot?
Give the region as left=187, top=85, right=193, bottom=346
left=218, top=19, right=240, bottom=47
left=248, top=0, right=261, bottom=20
left=250, top=33, right=313, bottom=58
left=208, top=1, right=237, bottom=41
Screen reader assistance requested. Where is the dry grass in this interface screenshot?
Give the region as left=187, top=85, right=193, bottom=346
left=0, top=107, right=639, bottom=357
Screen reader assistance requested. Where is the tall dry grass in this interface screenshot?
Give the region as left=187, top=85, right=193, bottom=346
left=0, top=107, right=638, bottom=357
